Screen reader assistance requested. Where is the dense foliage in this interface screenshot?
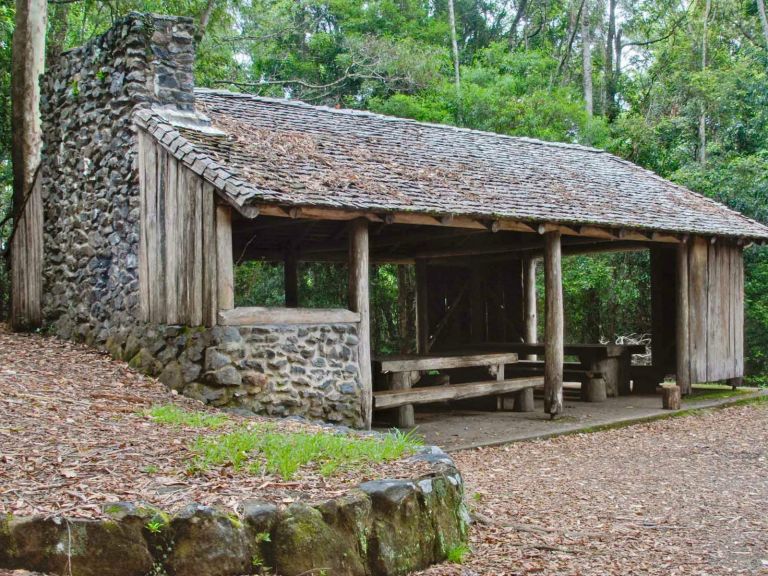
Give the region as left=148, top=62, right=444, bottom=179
left=2, top=0, right=768, bottom=380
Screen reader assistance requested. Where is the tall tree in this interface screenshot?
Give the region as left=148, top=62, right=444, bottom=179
left=581, top=0, right=593, bottom=116
left=698, top=0, right=711, bottom=165
left=9, top=0, right=46, bottom=330
left=447, top=0, right=461, bottom=100
left=603, top=0, right=617, bottom=119
left=757, top=0, right=768, bottom=47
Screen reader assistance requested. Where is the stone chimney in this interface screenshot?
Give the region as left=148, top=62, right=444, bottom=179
left=39, top=13, right=197, bottom=343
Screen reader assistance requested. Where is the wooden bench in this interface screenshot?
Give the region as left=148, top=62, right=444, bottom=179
left=373, top=351, right=524, bottom=427
left=505, top=360, right=607, bottom=402
left=374, top=376, right=542, bottom=411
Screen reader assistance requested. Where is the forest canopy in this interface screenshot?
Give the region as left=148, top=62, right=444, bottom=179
left=2, top=0, right=768, bottom=381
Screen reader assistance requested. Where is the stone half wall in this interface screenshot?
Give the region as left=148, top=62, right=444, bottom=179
left=110, top=322, right=364, bottom=427
left=40, top=12, right=195, bottom=344
left=0, top=447, right=470, bottom=576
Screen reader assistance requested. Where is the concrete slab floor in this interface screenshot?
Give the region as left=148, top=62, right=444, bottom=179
left=390, top=388, right=768, bottom=451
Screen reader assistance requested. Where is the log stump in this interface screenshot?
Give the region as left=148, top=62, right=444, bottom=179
left=513, top=387, right=535, bottom=412
left=582, top=378, right=607, bottom=403
left=662, top=385, right=681, bottom=410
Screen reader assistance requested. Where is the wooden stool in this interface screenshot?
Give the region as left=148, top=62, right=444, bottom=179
left=582, top=377, right=607, bottom=402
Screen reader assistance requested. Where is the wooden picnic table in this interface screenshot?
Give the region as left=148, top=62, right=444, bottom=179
left=373, top=351, right=541, bottom=427
left=477, top=342, right=646, bottom=397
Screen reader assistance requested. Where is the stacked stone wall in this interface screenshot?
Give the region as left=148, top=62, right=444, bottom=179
left=40, top=12, right=195, bottom=343
left=109, top=323, right=364, bottom=426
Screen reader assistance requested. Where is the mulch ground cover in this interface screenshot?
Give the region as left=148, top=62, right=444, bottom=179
left=415, top=401, right=768, bottom=575
left=2, top=326, right=767, bottom=575
left=0, top=325, right=426, bottom=520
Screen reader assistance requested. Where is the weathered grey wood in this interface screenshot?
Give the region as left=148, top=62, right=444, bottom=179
left=349, top=219, right=372, bottom=429
left=513, top=387, right=535, bottom=412
left=377, top=352, right=519, bottom=373
left=138, top=132, right=152, bottom=322
left=523, top=257, right=538, bottom=360
left=415, top=259, right=429, bottom=353
left=201, top=182, right=218, bottom=326
left=218, top=307, right=361, bottom=325
left=474, top=341, right=645, bottom=357
left=662, top=385, right=681, bottom=410
left=688, top=236, right=708, bottom=383
left=151, top=146, right=167, bottom=323
left=544, top=231, right=564, bottom=416
left=733, top=246, right=744, bottom=377
left=582, top=377, right=607, bottom=402
left=189, top=171, right=204, bottom=326
left=495, top=362, right=508, bottom=410
left=374, top=377, right=543, bottom=409
left=706, top=242, right=724, bottom=381
left=164, top=152, right=180, bottom=323
left=676, top=242, right=691, bottom=394
left=284, top=248, right=299, bottom=307
left=390, top=372, right=415, bottom=427
left=216, top=204, right=235, bottom=312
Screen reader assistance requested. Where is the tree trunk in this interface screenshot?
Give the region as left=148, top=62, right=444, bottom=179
left=196, top=0, right=218, bottom=43
left=603, top=0, right=617, bottom=119
left=758, top=0, right=768, bottom=47
left=509, top=0, right=530, bottom=47
left=9, top=0, right=47, bottom=330
left=46, top=1, right=69, bottom=63
left=447, top=0, right=461, bottom=115
left=698, top=0, right=711, bottom=165
left=581, top=0, right=593, bottom=117
left=556, top=0, right=586, bottom=83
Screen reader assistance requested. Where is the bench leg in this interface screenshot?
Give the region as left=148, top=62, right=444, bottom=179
left=513, top=387, right=535, bottom=412
left=391, top=372, right=415, bottom=428
left=497, top=395, right=515, bottom=411
left=582, top=377, right=607, bottom=402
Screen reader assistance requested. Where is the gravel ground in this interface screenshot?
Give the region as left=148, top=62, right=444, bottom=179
left=0, top=326, right=425, bottom=519
left=415, top=401, right=768, bottom=576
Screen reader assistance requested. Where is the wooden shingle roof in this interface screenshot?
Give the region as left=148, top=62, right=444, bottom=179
left=134, top=89, right=768, bottom=240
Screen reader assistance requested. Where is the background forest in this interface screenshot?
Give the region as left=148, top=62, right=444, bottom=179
left=1, top=0, right=768, bottom=382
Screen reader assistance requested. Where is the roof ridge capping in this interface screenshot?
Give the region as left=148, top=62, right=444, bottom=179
left=193, top=87, right=607, bottom=154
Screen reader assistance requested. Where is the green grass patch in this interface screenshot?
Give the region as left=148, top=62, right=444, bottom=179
left=190, top=425, right=422, bottom=480
left=146, top=404, right=230, bottom=429
left=446, top=543, right=471, bottom=564
left=688, top=383, right=752, bottom=402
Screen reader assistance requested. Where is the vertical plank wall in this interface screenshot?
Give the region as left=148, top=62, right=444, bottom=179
left=686, top=237, right=744, bottom=382
left=138, top=132, right=219, bottom=326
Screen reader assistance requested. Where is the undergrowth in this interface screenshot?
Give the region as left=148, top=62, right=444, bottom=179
left=190, top=424, right=422, bottom=480
left=147, top=405, right=422, bottom=480
left=146, top=404, right=230, bottom=429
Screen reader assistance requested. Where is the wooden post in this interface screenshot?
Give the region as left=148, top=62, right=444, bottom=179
left=676, top=242, right=691, bottom=395
left=390, top=372, right=415, bottom=428
left=415, top=259, right=429, bottom=353
left=216, top=205, right=234, bottom=312
left=349, top=219, right=373, bottom=429
left=544, top=231, right=564, bottom=417
left=284, top=248, right=299, bottom=307
left=523, top=257, right=538, bottom=360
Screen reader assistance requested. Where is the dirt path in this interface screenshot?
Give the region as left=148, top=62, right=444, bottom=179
left=415, top=401, right=768, bottom=575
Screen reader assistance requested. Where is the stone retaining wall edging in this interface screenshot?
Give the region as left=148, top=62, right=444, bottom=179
left=0, top=446, right=470, bottom=576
